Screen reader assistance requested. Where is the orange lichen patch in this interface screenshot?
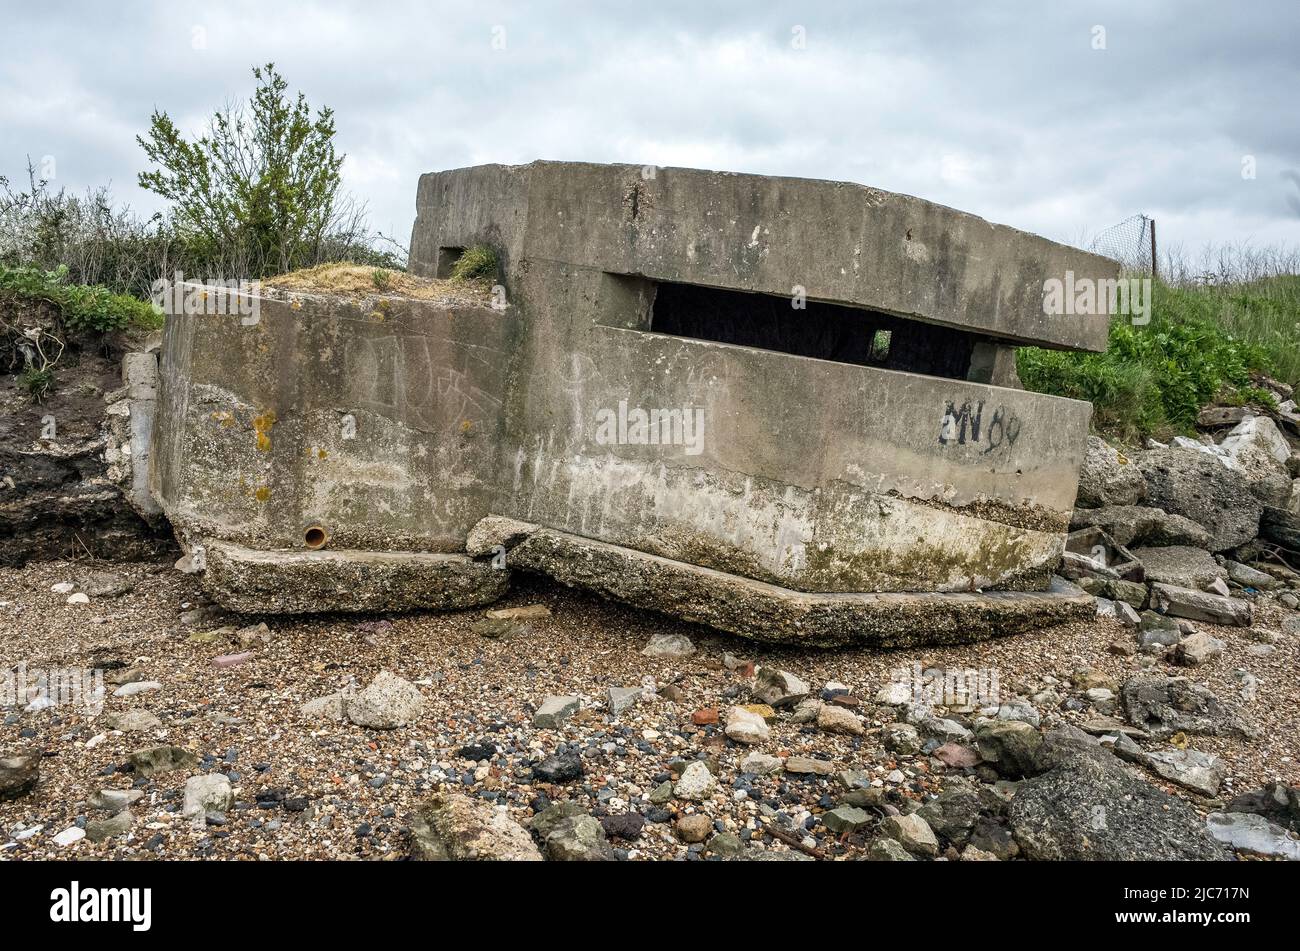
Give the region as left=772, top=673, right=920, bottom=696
left=210, top=410, right=235, bottom=428
left=254, top=486, right=271, bottom=502
left=252, top=411, right=277, bottom=451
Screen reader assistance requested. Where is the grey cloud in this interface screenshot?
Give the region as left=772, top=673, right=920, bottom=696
left=2, top=0, right=1296, bottom=255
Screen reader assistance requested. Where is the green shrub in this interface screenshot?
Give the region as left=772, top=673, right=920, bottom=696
left=138, top=64, right=353, bottom=277
left=448, top=245, right=498, bottom=283
left=1017, top=280, right=1275, bottom=443
left=17, top=365, right=55, bottom=402
left=0, top=263, right=162, bottom=333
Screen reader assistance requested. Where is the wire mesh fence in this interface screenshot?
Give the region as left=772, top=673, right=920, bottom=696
left=1089, top=213, right=1154, bottom=274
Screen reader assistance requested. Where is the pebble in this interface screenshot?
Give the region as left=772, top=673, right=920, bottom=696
left=641, top=633, right=694, bottom=658
left=816, top=703, right=864, bottom=736
left=674, top=761, right=716, bottom=800
left=785, top=756, right=836, bottom=776
left=676, top=814, right=712, bottom=843
left=53, top=826, right=86, bottom=847
left=533, top=695, right=581, bottom=729
left=724, top=706, right=770, bottom=745
left=879, top=812, right=939, bottom=857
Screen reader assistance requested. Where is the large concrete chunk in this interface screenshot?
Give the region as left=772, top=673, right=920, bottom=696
left=410, top=793, right=543, bottom=861
left=1149, top=582, right=1252, bottom=627
left=1137, top=448, right=1263, bottom=551
left=1008, top=739, right=1226, bottom=860
left=492, top=519, right=1093, bottom=648
left=202, top=540, right=508, bottom=614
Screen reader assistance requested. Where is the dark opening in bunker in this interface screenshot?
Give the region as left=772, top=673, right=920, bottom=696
left=434, top=247, right=465, bottom=279
left=646, top=280, right=978, bottom=379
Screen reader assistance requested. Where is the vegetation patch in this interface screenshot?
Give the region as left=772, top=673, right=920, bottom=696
left=448, top=245, right=499, bottom=283
left=263, top=262, right=491, bottom=303
left=0, top=264, right=162, bottom=334
left=1018, top=279, right=1278, bottom=443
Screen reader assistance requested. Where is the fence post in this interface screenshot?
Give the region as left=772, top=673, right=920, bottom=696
left=1149, top=218, right=1157, bottom=279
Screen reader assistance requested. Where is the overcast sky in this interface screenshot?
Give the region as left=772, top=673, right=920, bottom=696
left=4, top=1, right=1297, bottom=263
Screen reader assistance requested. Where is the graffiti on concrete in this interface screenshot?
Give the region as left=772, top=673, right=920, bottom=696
left=938, top=399, right=1022, bottom=454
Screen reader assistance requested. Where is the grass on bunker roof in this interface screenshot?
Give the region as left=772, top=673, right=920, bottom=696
left=262, top=262, right=493, bottom=304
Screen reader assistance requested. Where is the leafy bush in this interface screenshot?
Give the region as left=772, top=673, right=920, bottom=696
left=2, top=65, right=404, bottom=302
left=448, top=245, right=498, bottom=283
left=137, top=63, right=366, bottom=278
left=1018, top=280, right=1275, bottom=443
left=0, top=263, right=161, bottom=333
left=17, top=365, right=54, bottom=402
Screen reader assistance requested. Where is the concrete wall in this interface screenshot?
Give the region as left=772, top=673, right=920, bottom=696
left=411, top=161, right=1117, bottom=352
left=153, top=290, right=512, bottom=553
left=489, top=261, right=1088, bottom=592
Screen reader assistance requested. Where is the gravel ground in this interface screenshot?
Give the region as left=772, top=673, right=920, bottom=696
left=2, top=557, right=1298, bottom=860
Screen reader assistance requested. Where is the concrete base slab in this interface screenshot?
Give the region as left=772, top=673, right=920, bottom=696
left=485, top=519, right=1092, bottom=648
left=201, top=540, right=508, bottom=614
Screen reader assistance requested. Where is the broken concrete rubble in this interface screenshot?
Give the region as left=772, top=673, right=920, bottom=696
left=1007, top=730, right=1226, bottom=860
left=1149, top=582, right=1252, bottom=626
left=1130, top=545, right=1225, bottom=589
left=145, top=161, right=1116, bottom=644
left=1075, top=436, right=1146, bottom=507
left=1119, top=675, right=1257, bottom=741
left=1060, top=526, right=1143, bottom=582
left=1069, top=504, right=1212, bottom=549
left=1137, top=448, right=1264, bottom=551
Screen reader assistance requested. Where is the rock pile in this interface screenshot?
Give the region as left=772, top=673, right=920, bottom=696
left=1070, top=409, right=1300, bottom=655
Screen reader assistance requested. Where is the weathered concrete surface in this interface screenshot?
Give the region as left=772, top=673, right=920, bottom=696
left=496, top=330, right=1085, bottom=593
left=201, top=539, right=508, bottom=614
left=153, top=288, right=512, bottom=555
left=411, top=161, right=1116, bottom=351
left=106, top=351, right=164, bottom=522
left=149, top=162, right=1111, bottom=640
left=472, top=517, right=1094, bottom=648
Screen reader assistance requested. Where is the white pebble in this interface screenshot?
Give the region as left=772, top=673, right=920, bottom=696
left=53, top=827, right=85, bottom=848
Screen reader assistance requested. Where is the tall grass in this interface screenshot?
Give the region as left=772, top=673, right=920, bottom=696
left=1159, top=242, right=1300, bottom=385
